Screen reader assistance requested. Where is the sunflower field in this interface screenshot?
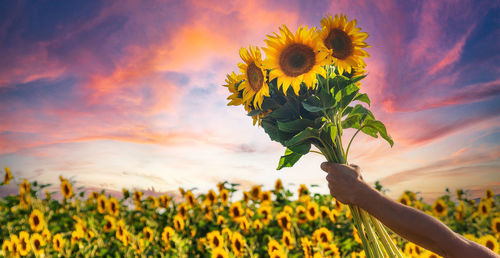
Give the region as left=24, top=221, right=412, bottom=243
left=0, top=167, right=499, bottom=257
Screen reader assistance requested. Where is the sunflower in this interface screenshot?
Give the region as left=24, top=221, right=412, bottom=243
left=211, top=248, right=229, bottom=258
left=414, top=200, right=424, bottom=210
left=298, top=184, right=309, bottom=197
left=307, top=202, right=319, bottom=221
left=159, top=194, right=170, bottom=208
left=297, top=205, right=308, bottom=224
left=432, top=199, right=447, bottom=217
left=2, top=239, right=11, bottom=253
left=253, top=219, right=263, bottom=232
left=173, top=215, right=184, bottom=232
left=270, top=249, right=287, bottom=258
left=45, top=189, right=51, bottom=200
left=250, top=185, right=261, bottom=201
left=263, top=25, right=329, bottom=95
left=480, top=234, right=499, bottom=253
left=18, top=231, right=30, bottom=256
left=217, top=215, right=225, bottom=225
left=133, top=190, right=143, bottom=202
left=275, top=179, right=283, bottom=191
left=20, top=179, right=30, bottom=195
left=184, top=190, right=197, bottom=207
left=30, top=233, right=45, bottom=255
left=404, top=242, right=414, bottom=256
left=268, top=239, right=282, bottom=256
left=276, top=211, right=292, bottom=230
left=207, top=231, right=224, bottom=249
left=398, top=193, right=411, bottom=206
left=97, top=194, right=108, bottom=214
left=485, top=189, right=494, bottom=199
left=319, top=14, right=370, bottom=75
left=282, top=231, right=295, bottom=249
left=147, top=196, right=159, bottom=209
left=108, top=197, right=120, bottom=216
left=299, top=195, right=311, bottom=205
left=222, top=228, right=233, bottom=242
left=229, top=202, right=244, bottom=221
left=53, top=234, right=64, bottom=252
left=258, top=191, right=270, bottom=203
left=240, top=217, right=250, bottom=234
left=492, top=217, right=500, bottom=234
left=320, top=206, right=330, bottom=219
left=324, top=243, right=341, bottom=257
left=220, top=189, right=229, bottom=206
left=122, top=188, right=130, bottom=199
left=231, top=232, right=245, bottom=256
left=132, top=238, right=145, bottom=254
left=178, top=202, right=188, bottom=219
left=161, top=226, right=175, bottom=247
left=29, top=209, right=45, bottom=232
left=207, top=190, right=218, bottom=205
left=85, top=230, right=95, bottom=241
left=313, top=227, right=333, bottom=246
left=103, top=215, right=116, bottom=232
left=421, top=250, right=442, bottom=258
left=236, top=46, right=269, bottom=109
left=3, top=167, right=13, bottom=185
left=242, top=191, right=250, bottom=202
left=329, top=209, right=339, bottom=223
left=456, top=201, right=465, bottom=221
left=258, top=205, right=272, bottom=224
left=116, top=219, right=126, bottom=240
left=283, top=205, right=294, bottom=214
left=478, top=200, right=491, bottom=216
left=352, top=227, right=362, bottom=244
left=60, top=177, right=74, bottom=199
left=301, top=237, right=313, bottom=258
left=10, top=235, right=19, bottom=255
left=142, top=226, right=154, bottom=242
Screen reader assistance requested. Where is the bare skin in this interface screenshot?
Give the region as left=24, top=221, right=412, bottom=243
left=321, top=162, right=499, bottom=258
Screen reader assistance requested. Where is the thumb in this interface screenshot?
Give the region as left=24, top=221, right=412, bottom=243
left=321, top=162, right=335, bottom=173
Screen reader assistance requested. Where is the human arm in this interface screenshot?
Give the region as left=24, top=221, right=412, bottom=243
left=321, top=162, right=499, bottom=258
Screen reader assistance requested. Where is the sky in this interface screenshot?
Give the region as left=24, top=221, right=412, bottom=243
left=1, top=0, right=499, bottom=201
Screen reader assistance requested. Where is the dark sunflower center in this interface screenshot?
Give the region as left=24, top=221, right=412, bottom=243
left=263, top=210, right=268, bottom=217
left=233, top=208, right=240, bottom=217
left=320, top=233, right=328, bottom=242
left=247, top=62, right=264, bottom=92
left=56, top=239, right=60, bottom=248
left=309, top=208, right=315, bottom=216
left=146, top=232, right=151, bottom=239
left=400, top=199, right=407, bottom=205
left=325, top=29, right=353, bottom=60
left=106, top=221, right=111, bottom=229
left=34, top=215, right=40, bottom=225
left=436, top=204, right=443, bottom=213
left=21, top=239, right=27, bottom=250
left=486, top=240, right=494, bottom=250
left=281, top=217, right=288, bottom=226
left=285, top=237, right=290, bottom=245
left=321, top=211, right=328, bottom=217
left=482, top=205, right=487, bottom=213
left=496, top=222, right=500, bottom=232
left=415, top=246, right=421, bottom=254
left=34, top=239, right=40, bottom=249
left=279, top=44, right=315, bottom=77
left=213, top=237, right=220, bottom=247
left=111, top=203, right=116, bottom=212
left=235, top=239, right=241, bottom=250
left=217, top=254, right=223, bottom=258
left=64, top=185, right=70, bottom=195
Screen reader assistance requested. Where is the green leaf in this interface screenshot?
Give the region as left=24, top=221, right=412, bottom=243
left=364, top=120, right=394, bottom=147
left=277, top=119, right=314, bottom=133
left=350, top=74, right=366, bottom=84
left=348, top=104, right=375, bottom=121
left=261, top=119, right=294, bottom=145
left=324, top=123, right=337, bottom=141
left=302, top=96, right=325, bottom=112
left=288, top=143, right=311, bottom=155
left=342, top=106, right=353, bottom=117
left=285, top=127, right=320, bottom=147
left=277, top=148, right=303, bottom=170
left=340, top=84, right=360, bottom=109
left=354, top=93, right=370, bottom=106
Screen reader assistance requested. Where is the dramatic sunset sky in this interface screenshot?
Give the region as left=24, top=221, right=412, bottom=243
left=1, top=0, right=499, bottom=200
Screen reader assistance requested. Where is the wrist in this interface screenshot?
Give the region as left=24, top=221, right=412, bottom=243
left=353, top=181, right=379, bottom=209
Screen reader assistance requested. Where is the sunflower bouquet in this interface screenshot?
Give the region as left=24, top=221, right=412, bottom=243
left=223, top=14, right=403, bottom=257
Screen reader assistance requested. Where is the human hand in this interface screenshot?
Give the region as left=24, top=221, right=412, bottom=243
left=321, top=162, right=368, bottom=205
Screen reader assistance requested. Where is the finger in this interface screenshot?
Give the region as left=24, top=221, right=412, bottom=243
left=321, top=162, right=339, bottom=173
left=349, top=164, right=360, bottom=170
left=326, top=173, right=334, bottom=183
